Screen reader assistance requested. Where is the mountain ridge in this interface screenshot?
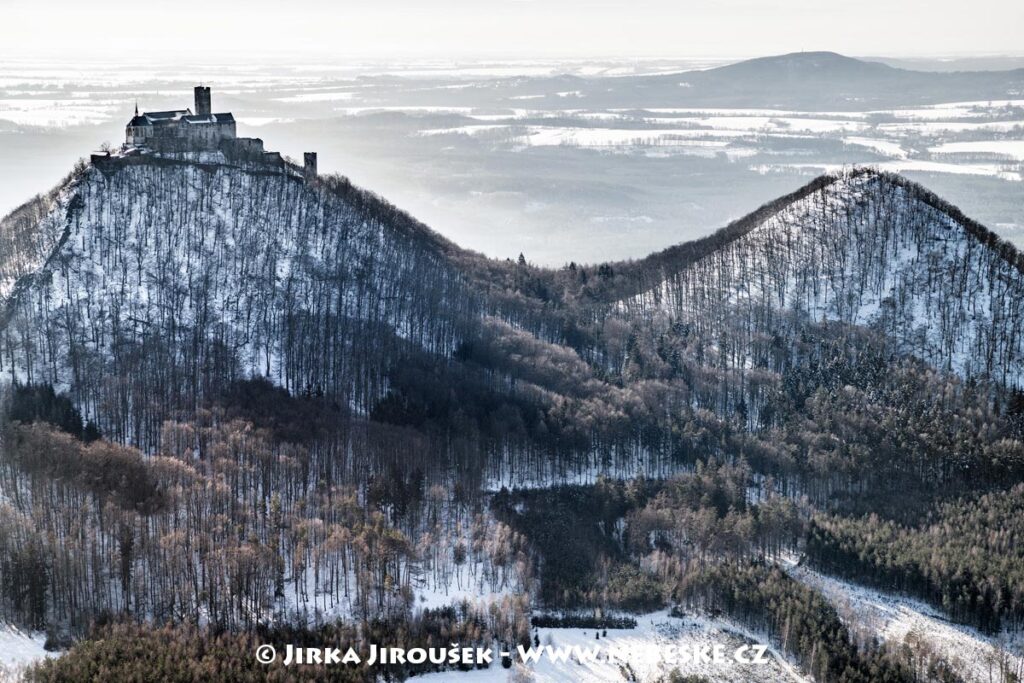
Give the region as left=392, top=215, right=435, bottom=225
left=687, top=50, right=1024, bottom=80
left=2, top=159, right=1021, bottom=316
left=617, top=169, right=1024, bottom=385
left=2, top=156, right=1023, bottom=450
left=3, top=159, right=1021, bottom=314
left=599, top=168, right=1024, bottom=299
left=557, top=50, right=1024, bottom=109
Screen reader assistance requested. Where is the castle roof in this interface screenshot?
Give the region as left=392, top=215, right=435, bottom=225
left=128, top=110, right=190, bottom=127
left=128, top=110, right=234, bottom=128
left=144, top=109, right=190, bottom=120
left=182, top=113, right=235, bottom=125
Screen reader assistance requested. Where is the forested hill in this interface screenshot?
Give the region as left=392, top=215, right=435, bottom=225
left=482, top=168, right=1024, bottom=386
left=613, top=169, right=1024, bottom=385
left=0, top=157, right=484, bottom=446
left=2, top=156, right=1024, bottom=454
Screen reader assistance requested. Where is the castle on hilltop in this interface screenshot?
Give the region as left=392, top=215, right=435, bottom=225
left=126, top=86, right=236, bottom=149
left=116, top=85, right=317, bottom=181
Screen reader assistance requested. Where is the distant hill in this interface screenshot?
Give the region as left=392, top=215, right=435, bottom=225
left=512, top=51, right=1024, bottom=109
left=696, top=51, right=899, bottom=83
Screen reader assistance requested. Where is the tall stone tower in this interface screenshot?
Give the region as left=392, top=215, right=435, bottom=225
left=304, top=152, right=318, bottom=183
left=194, top=86, right=212, bottom=116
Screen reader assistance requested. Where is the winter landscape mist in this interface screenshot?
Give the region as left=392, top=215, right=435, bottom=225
left=2, top=11, right=1024, bottom=683
left=2, top=54, right=1023, bottom=265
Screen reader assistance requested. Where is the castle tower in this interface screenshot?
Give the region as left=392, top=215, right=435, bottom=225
left=194, top=86, right=211, bottom=116
left=304, top=152, right=318, bottom=182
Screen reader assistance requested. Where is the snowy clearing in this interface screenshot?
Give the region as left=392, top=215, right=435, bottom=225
left=414, top=610, right=809, bottom=683
left=929, top=140, right=1024, bottom=160
left=843, top=136, right=908, bottom=158
left=0, top=624, right=53, bottom=682
left=787, top=563, right=1024, bottom=683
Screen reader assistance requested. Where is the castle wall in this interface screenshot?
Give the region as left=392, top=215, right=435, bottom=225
left=127, top=126, right=149, bottom=146
left=133, top=121, right=234, bottom=151
left=183, top=121, right=236, bottom=147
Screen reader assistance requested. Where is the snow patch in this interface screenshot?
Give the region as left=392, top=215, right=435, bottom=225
left=786, top=563, right=1024, bottom=683
left=0, top=624, right=54, bottom=681
left=415, top=610, right=808, bottom=683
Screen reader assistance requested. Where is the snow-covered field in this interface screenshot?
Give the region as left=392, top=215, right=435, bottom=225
left=787, top=563, right=1024, bottom=683
left=412, top=105, right=1023, bottom=178
left=415, top=610, right=809, bottom=683
left=404, top=97, right=1024, bottom=183
left=929, top=140, right=1024, bottom=160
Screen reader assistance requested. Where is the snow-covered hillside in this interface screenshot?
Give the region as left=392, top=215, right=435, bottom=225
left=786, top=562, right=1024, bottom=683
left=0, top=159, right=476, bottom=445
left=0, top=181, right=70, bottom=303
left=619, top=170, right=1024, bottom=387
left=6, top=162, right=1024, bottom=450
left=0, top=624, right=52, bottom=682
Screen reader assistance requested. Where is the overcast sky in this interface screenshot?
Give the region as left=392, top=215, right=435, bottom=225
left=1, top=0, right=1021, bottom=60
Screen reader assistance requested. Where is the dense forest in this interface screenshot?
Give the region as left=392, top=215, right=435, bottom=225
left=2, top=157, right=1024, bottom=681
left=807, top=485, right=1024, bottom=633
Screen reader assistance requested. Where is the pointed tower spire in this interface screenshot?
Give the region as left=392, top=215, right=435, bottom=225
left=134, top=100, right=139, bottom=117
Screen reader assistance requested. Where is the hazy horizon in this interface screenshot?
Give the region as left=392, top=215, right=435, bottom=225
left=2, top=1, right=1023, bottom=265
left=2, top=0, right=1023, bottom=61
